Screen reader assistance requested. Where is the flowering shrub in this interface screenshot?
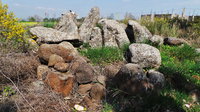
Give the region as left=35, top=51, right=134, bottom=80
left=0, top=3, right=25, bottom=41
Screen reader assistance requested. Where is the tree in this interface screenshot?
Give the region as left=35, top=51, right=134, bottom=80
left=28, top=16, right=36, bottom=22
left=28, top=15, right=42, bottom=22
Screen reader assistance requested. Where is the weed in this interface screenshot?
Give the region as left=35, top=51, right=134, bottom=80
left=2, top=86, right=15, bottom=97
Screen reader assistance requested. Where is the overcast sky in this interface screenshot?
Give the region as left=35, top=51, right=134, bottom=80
left=2, top=0, right=200, bottom=19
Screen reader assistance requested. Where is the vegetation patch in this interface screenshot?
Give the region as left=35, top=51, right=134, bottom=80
left=79, top=46, right=123, bottom=65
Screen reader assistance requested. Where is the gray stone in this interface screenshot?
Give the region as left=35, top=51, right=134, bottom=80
left=99, top=19, right=130, bottom=48
left=89, top=27, right=103, bottom=48
left=55, top=12, right=79, bottom=39
left=79, top=7, right=100, bottom=42
left=30, top=26, right=80, bottom=43
left=147, top=70, right=165, bottom=89
left=113, top=63, right=153, bottom=95
left=127, top=43, right=161, bottom=68
left=126, top=20, right=152, bottom=43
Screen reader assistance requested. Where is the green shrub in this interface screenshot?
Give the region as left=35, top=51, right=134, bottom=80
left=0, top=3, right=32, bottom=53
left=140, top=17, right=179, bottom=37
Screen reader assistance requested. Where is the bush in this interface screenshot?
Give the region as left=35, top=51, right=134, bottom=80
left=0, top=3, right=33, bottom=53
left=140, top=17, right=179, bottom=37
left=0, top=3, right=25, bottom=41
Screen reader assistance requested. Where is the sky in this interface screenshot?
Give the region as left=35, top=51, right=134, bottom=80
left=2, top=0, right=200, bottom=19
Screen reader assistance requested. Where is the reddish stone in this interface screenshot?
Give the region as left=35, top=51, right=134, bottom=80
left=45, top=72, right=74, bottom=96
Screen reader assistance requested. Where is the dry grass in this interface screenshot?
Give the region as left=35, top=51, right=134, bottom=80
left=0, top=53, right=40, bottom=83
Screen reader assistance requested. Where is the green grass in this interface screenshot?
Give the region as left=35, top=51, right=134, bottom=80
left=79, top=42, right=200, bottom=112
left=79, top=47, right=123, bottom=65
left=79, top=44, right=129, bottom=65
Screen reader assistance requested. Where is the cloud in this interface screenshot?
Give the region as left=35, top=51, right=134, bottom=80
left=13, top=3, right=24, bottom=7
left=35, top=6, right=56, bottom=11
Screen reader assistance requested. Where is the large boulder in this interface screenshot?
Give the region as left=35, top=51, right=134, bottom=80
left=89, top=27, right=103, bottom=48
left=79, top=7, right=100, bottom=42
left=30, top=26, right=80, bottom=43
left=126, top=20, right=152, bottom=43
left=126, top=43, right=161, bottom=68
left=99, top=19, right=130, bottom=48
left=55, top=12, right=79, bottom=39
left=164, top=37, right=188, bottom=46
left=113, top=63, right=153, bottom=95
left=38, top=42, right=78, bottom=62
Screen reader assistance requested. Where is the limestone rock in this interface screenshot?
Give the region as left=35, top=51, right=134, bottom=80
left=79, top=7, right=100, bottom=42
left=30, top=26, right=80, bottom=43
left=55, top=12, right=79, bottom=39
left=89, top=27, right=103, bottom=48
left=126, top=20, right=152, bottom=43
left=126, top=43, right=161, bottom=68
left=48, top=54, right=65, bottom=67
left=54, top=62, right=69, bottom=72
left=99, top=19, right=130, bottom=48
